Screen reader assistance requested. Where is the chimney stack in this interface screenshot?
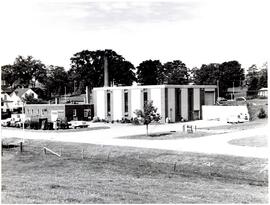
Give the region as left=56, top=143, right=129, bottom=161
left=104, top=56, right=109, bottom=87
left=85, top=86, right=89, bottom=104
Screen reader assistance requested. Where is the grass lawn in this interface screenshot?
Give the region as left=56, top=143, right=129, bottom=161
left=118, top=131, right=211, bottom=140
left=199, top=118, right=268, bottom=132
left=228, top=135, right=268, bottom=148
left=1, top=138, right=268, bottom=204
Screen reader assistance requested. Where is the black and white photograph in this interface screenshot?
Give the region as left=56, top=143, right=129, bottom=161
left=0, top=0, right=268, bottom=203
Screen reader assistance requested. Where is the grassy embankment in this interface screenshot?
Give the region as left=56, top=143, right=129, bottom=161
left=1, top=138, right=268, bottom=204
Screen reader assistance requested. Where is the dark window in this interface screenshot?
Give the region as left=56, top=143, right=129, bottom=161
left=84, top=109, right=91, bottom=117
left=124, top=91, right=128, bottom=113
left=188, top=88, right=194, bottom=121
left=143, top=91, right=148, bottom=105
left=107, top=92, right=111, bottom=115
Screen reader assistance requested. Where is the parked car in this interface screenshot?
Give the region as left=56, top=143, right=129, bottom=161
left=227, top=113, right=249, bottom=123
left=235, top=97, right=247, bottom=102
left=68, top=120, right=88, bottom=129
left=1, top=118, right=11, bottom=127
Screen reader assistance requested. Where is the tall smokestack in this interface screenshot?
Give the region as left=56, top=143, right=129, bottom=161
left=86, top=86, right=89, bottom=104
left=104, top=56, right=109, bottom=87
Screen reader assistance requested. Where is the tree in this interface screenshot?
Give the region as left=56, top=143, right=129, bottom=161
left=136, top=60, right=163, bottom=85
left=193, top=61, right=245, bottom=97
left=258, top=62, right=268, bottom=88
left=134, top=101, right=161, bottom=136
left=44, top=66, right=69, bottom=97
left=1, top=56, right=47, bottom=88
left=162, top=60, right=189, bottom=84
left=69, top=49, right=136, bottom=93
left=22, top=93, right=42, bottom=104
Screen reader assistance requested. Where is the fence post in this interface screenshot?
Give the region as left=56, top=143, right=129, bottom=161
left=81, top=148, right=84, bottom=159
left=20, top=142, right=23, bottom=153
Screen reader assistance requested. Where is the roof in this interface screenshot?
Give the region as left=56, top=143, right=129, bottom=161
left=227, top=87, right=248, bottom=92
left=13, top=88, right=36, bottom=98
left=93, top=84, right=217, bottom=91
left=259, top=87, right=268, bottom=91
left=59, top=94, right=93, bottom=104
left=1, top=87, right=14, bottom=94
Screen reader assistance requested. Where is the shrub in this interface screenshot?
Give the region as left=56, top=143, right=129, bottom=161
left=132, top=117, right=140, bottom=125
left=92, top=116, right=100, bottom=123
left=258, top=108, right=267, bottom=119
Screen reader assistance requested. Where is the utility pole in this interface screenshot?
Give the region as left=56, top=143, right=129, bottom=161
left=64, top=86, right=67, bottom=103
left=217, top=80, right=219, bottom=98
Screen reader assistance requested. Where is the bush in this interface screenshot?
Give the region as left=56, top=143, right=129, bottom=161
left=92, top=116, right=100, bottom=123
left=258, top=96, right=268, bottom=99
left=30, top=120, right=39, bottom=129
left=258, top=108, right=267, bottom=119
left=132, top=117, right=140, bottom=125
left=120, top=117, right=131, bottom=123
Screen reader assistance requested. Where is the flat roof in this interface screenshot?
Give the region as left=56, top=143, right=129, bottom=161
left=24, top=104, right=91, bottom=107
left=93, top=84, right=217, bottom=91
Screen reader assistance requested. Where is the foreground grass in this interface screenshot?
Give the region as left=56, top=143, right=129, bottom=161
left=1, top=138, right=268, bottom=204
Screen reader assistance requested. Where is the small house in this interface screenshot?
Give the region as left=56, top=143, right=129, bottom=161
left=10, top=88, right=38, bottom=109
left=24, top=104, right=93, bottom=122
left=227, top=86, right=247, bottom=99
left=258, top=88, right=268, bottom=97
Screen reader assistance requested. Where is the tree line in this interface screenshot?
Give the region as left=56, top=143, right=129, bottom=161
left=1, top=49, right=267, bottom=99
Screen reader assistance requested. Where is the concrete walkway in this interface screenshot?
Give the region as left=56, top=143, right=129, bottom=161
left=1, top=121, right=268, bottom=159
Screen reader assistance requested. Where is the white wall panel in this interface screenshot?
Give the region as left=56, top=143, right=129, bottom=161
left=167, top=88, right=175, bottom=122
left=193, top=88, right=200, bottom=110
left=131, top=89, right=141, bottom=117
left=181, top=88, right=188, bottom=120
left=112, top=89, right=123, bottom=120
left=96, top=90, right=105, bottom=119
left=150, top=88, right=162, bottom=115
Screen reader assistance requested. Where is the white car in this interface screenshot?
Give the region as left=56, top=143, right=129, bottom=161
left=227, top=113, right=249, bottom=123
left=68, top=121, right=88, bottom=129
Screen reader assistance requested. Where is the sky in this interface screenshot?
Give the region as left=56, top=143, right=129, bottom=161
left=0, top=0, right=269, bottom=71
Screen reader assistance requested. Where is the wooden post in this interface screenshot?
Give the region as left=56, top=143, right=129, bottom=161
left=81, top=148, right=84, bottom=159
left=43, top=147, right=61, bottom=157
left=44, top=147, right=47, bottom=155
left=20, top=142, right=23, bottom=153
left=107, top=151, right=110, bottom=161
left=173, top=162, right=177, bottom=172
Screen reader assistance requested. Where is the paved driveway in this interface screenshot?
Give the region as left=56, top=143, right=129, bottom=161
left=1, top=121, right=268, bottom=159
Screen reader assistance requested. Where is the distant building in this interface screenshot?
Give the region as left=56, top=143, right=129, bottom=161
left=10, top=88, right=38, bottom=109
left=227, top=86, right=248, bottom=98
left=258, top=88, right=268, bottom=97
left=1, top=89, right=13, bottom=112
left=58, top=94, right=93, bottom=104
left=24, top=104, right=93, bottom=122
left=93, top=84, right=217, bottom=123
